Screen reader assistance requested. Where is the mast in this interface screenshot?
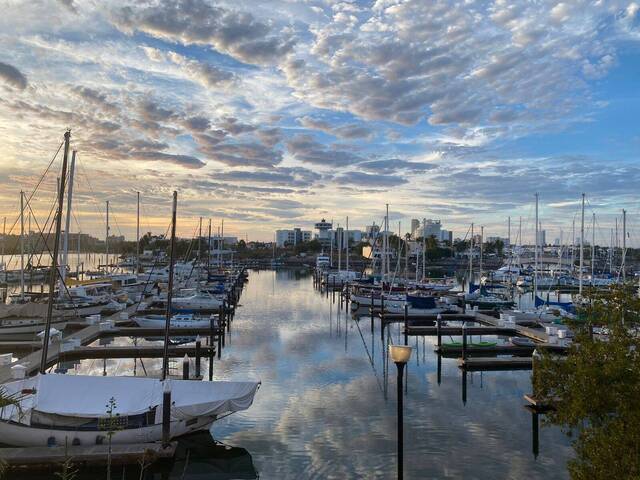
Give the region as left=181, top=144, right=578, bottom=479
left=330, top=218, right=334, bottom=268
left=518, top=216, right=522, bottom=269
left=2, top=216, right=5, bottom=282
left=579, top=193, right=585, bottom=295
left=337, top=223, right=341, bottom=271
left=591, top=212, right=595, bottom=281
left=105, top=200, right=109, bottom=273
left=421, top=232, right=426, bottom=282
left=77, top=231, right=81, bottom=279
left=571, top=218, right=575, bottom=272
left=198, top=216, right=202, bottom=263
left=622, top=209, right=626, bottom=282
left=207, top=219, right=212, bottom=273
left=60, top=150, right=76, bottom=295
left=162, top=191, right=178, bottom=380
left=40, top=130, right=70, bottom=374
left=534, top=193, right=539, bottom=298
left=610, top=228, right=613, bottom=274
left=136, top=192, right=140, bottom=274
left=469, top=223, right=473, bottom=289
left=507, top=216, right=511, bottom=253
left=20, top=191, right=24, bottom=301
left=220, top=219, right=224, bottom=268
left=346, top=216, right=349, bottom=272
left=479, top=225, right=483, bottom=277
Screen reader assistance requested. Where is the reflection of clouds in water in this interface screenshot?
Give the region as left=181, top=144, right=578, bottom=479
left=65, top=270, right=571, bottom=478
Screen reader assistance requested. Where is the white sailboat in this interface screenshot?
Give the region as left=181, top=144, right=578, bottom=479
left=0, top=136, right=260, bottom=447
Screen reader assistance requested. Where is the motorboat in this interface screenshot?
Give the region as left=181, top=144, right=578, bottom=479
left=133, top=313, right=217, bottom=329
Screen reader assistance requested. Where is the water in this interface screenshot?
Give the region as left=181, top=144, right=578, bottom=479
left=210, top=269, right=572, bottom=479
left=15, top=269, right=574, bottom=479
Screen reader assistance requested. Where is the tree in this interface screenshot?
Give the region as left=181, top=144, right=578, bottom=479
left=533, top=286, right=640, bottom=479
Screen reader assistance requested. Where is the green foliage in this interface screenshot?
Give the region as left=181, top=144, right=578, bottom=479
left=533, top=286, right=640, bottom=479
left=54, top=440, right=78, bottom=480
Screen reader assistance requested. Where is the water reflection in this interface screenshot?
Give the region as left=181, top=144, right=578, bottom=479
left=15, top=268, right=572, bottom=478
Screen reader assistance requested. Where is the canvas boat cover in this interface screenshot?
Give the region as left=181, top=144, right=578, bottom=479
left=0, top=374, right=259, bottom=423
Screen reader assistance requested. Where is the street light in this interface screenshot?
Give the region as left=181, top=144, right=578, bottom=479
left=390, top=344, right=413, bottom=480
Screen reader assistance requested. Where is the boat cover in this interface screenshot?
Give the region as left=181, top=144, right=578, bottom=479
left=1, top=374, right=260, bottom=422
left=407, top=295, right=437, bottom=309
left=534, top=295, right=576, bottom=314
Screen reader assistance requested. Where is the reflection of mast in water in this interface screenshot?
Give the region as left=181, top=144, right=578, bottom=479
left=354, top=313, right=384, bottom=394
left=531, top=410, right=539, bottom=459
left=461, top=369, right=467, bottom=405
left=437, top=353, right=442, bottom=385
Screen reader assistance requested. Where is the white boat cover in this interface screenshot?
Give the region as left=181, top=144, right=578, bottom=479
left=1, top=374, right=259, bottom=422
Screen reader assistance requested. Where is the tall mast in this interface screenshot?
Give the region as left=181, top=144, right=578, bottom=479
left=346, top=216, right=349, bottom=272
left=507, top=216, right=511, bottom=252
left=77, top=231, right=81, bottom=279
left=421, top=231, right=426, bottom=282
left=591, top=212, right=595, bottom=281
left=60, top=150, right=76, bottom=295
left=198, top=216, right=202, bottom=262
left=40, top=130, right=70, bottom=374
left=571, top=218, right=575, bottom=271
left=330, top=218, right=334, bottom=268
left=610, top=228, right=613, bottom=274
left=579, top=193, right=585, bottom=294
left=622, top=209, right=626, bottom=282
left=337, top=223, right=342, bottom=271
left=162, top=191, right=178, bottom=381
left=136, top=192, right=140, bottom=274
left=534, top=193, right=539, bottom=298
left=220, top=219, right=224, bottom=268
left=479, top=225, right=484, bottom=277
left=105, top=200, right=109, bottom=273
left=518, top=216, right=522, bottom=268
left=207, top=219, right=212, bottom=273
left=20, top=191, right=24, bottom=301
left=469, top=223, right=474, bottom=288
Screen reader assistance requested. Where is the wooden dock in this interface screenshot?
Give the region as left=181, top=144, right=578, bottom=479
left=436, top=344, right=534, bottom=357
left=59, top=344, right=215, bottom=360
left=458, top=356, right=532, bottom=371
left=405, top=326, right=518, bottom=336
left=0, top=442, right=176, bottom=469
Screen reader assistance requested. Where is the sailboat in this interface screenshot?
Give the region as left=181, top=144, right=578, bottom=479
left=0, top=133, right=260, bottom=446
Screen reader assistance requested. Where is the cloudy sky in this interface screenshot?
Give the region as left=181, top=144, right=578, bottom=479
left=0, top=0, right=638, bottom=244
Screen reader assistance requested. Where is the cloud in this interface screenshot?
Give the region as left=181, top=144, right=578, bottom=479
left=0, top=62, right=27, bottom=89
left=335, top=171, right=406, bottom=187
left=286, top=134, right=365, bottom=167
left=299, top=116, right=374, bottom=140
left=204, top=141, right=283, bottom=168
left=133, top=151, right=206, bottom=169
left=358, top=159, right=435, bottom=174
left=112, top=0, right=296, bottom=65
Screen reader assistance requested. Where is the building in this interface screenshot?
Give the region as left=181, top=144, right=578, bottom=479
left=275, top=228, right=312, bottom=247
left=314, top=218, right=333, bottom=245
left=439, top=230, right=453, bottom=243
left=411, top=219, right=420, bottom=237
left=422, top=219, right=442, bottom=239
left=331, top=228, right=364, bottom=247
left=365, top=223, right=380, bottom=240
left=536, top=230, right=546, bottom=246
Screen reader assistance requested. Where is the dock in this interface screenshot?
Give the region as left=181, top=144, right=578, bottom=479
left=0, top=442, right=176, bottom=469
left=457, top=356, right=532, bottom=371
left=59, top=344, right=215, bottom=360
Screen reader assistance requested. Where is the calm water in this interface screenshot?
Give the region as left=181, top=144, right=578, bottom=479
left=16, top=268, right=574, bottom=479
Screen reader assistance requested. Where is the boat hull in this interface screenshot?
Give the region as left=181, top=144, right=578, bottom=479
left=0, top=415, right=215, bottom=447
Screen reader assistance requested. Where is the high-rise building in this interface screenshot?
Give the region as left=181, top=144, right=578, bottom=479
left=536, top=230, right=546, bottom=246
left=411, top=219, right=420, bottom=237
left=422, top=219, right=442, bottom=239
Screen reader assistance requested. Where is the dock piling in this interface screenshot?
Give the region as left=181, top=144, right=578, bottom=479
left=195, top=335, right=201, bottom=378
left=182, top=354, right=189, bottom=380
left=162, top=383, right=171, bottom=447
left=403, top=304, right=408, bottom=346
left=436, top=314, right=442, bottom=348
left=461, top=321, right=467, bottom=360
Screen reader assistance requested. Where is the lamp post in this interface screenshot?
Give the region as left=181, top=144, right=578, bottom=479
left=390, top=344, right=413, bottom=480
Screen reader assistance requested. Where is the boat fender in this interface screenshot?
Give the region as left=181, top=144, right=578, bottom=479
left=95, top=435, right=104, bottom=445
left=47, top=436, right=56, bottom=447
left=72, top=438, right=81, bottom=446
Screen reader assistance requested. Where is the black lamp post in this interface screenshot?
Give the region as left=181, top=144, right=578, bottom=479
left=390, top=344, right=413, bottom=480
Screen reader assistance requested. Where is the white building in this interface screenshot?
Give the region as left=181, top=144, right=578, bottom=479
left=314, top=218, right=333, bottom=245
left=411, top=219, right=420, bottom=237
left=275, top=228, right=312, bottom=247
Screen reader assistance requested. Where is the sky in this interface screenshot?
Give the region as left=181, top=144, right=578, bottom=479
left=0, top=0, right=638, bottom=245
